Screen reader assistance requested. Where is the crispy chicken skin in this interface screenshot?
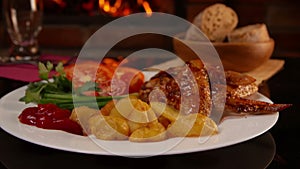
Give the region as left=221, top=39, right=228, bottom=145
left=139, top=60, right=211, bottom=116
left=139, top=59, right=291, bottom=116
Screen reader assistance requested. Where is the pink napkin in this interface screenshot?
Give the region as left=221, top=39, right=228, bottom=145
left=0, top=55, right=73, bottom=82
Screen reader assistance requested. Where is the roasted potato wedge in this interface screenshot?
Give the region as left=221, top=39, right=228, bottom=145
left=70, top=106, right=99, bottom=134
left=110, top=97, right=158, bottom=133
left=88, top=114, right=129, bottom=140
left=112, top=97, right=157, bottom=123
left=167, top=113, right=218, bottom=137
left=129, top=121, right=166, bottom=142
left=150, top=102, right=179, bottom=122
left=100, top=100, right=116, bottom=116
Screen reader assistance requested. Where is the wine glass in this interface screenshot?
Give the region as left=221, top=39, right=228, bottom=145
left=2, top=0, right=43, bottom=62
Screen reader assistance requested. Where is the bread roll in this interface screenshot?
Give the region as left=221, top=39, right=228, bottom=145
left=192, top=3, right=238, bottom=42
left=228, top=23, right=270, bottom=42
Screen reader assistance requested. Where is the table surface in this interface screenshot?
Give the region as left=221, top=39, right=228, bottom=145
left=0, top=56, right=299, bottom=169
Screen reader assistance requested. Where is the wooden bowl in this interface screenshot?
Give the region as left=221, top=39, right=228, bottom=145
left=173, top=33, right=274, bottom=72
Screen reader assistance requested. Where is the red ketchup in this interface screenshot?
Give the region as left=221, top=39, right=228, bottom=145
left=18, top=103, right=83, bottom=135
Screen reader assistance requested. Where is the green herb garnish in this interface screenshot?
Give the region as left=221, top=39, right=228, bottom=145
left=19, top=61, right=129, bottom=110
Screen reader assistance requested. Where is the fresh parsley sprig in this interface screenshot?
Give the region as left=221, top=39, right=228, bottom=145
left=20, top=62, right=72, bottom=104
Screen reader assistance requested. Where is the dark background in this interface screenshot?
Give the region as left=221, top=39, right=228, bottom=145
left=0, top=0, right=299, bottom=57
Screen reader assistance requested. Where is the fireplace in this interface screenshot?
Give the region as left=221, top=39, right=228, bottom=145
left=40, top=0, right=185, bottom=52
left=1, top=0, right=299, bottom=57
left=0, top=0, right=218, bottom=51
left=41, top=0, right=300, bottom=58
left=39, top=0, right=190, bottom=59
left=42, top=0, right=180, bottom=24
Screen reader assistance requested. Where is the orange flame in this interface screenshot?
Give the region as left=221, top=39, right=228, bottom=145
left=100, top=0, right=126, bottom=16
left=99, top=0, right=152, bottom=17
left=141, top=1, right=152, bottom=16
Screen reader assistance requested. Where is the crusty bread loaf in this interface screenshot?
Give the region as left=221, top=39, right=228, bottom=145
left=192, top=3, right=238, bottom=42
left=228, top=23, right=270, bottom=43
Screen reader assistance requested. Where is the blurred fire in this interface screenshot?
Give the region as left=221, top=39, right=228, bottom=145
left=138, top=0, right=152, bottom=16
left=45, top=0, right=153, bottom=17
left=99, top=0, right=152, bottom=17
left=51, top=0, right=67, bottom=8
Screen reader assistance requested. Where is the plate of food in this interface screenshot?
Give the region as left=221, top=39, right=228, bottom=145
left=0, top=58, right=290, bottom=157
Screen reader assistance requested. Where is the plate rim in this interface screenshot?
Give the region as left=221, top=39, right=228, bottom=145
left=0, top=85, right=279, bottom=157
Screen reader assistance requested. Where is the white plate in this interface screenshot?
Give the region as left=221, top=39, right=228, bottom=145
left=0, top=72, right=278, bottom=157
